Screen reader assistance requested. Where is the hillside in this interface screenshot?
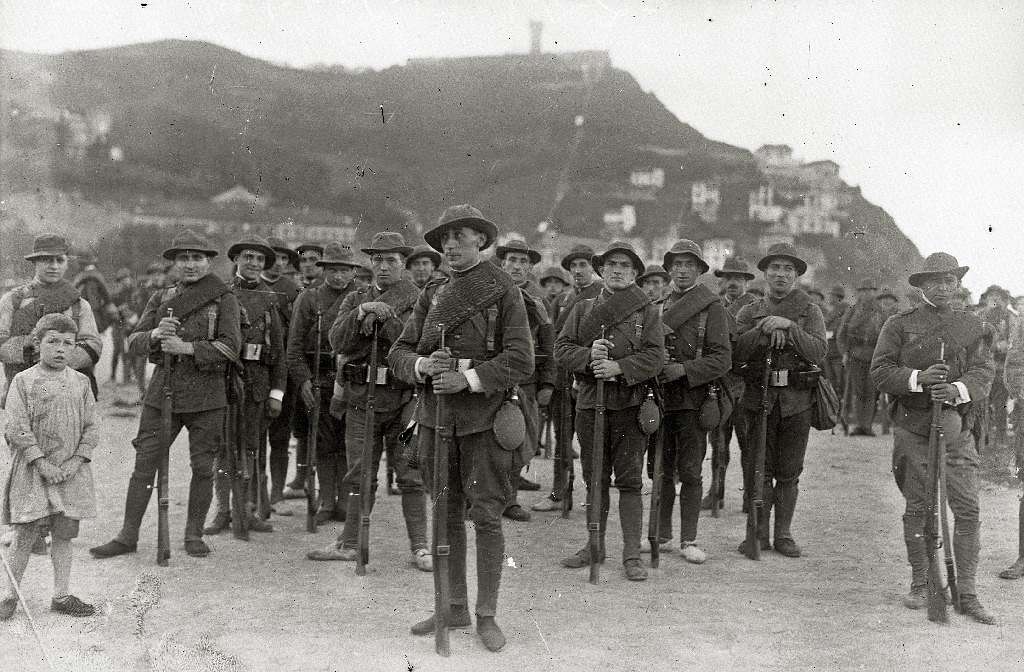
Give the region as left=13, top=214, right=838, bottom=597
left=0, top=40, right=919, bottom=287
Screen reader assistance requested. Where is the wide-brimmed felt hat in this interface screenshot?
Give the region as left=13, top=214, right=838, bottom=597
left=538, top=265, right=571, bottom=286
left=592, top=241, right=645, bottom=277
left=316, top=242, right=361, bottom=268
left=266, top=236, right=300, bottom=269
left=663, top=239, right=710, bottom=275
left=228, top=235, right=276, bottom=270
left=495, top=239, right=541, bottom=265
left=908, top=252, right=969, bottom=288
left=856, top=277, right=879, bottom=291
left=638, top=264, right=670, bottom=283
left=405, top=244, right=442, bottom=269
left=162, top=229, right=219, bottom=261
left=424, top=204, right=498, bottom=253
left=980, top=284, right=1010, bottom=301
left=714, top=256, right=755, bottom=280
left=24, top=233, right=72, bottom=261
left=560, top=244, right=595, bottom=271
left=757, top=243, right=807, bottom=276
left=361, top=231, right=414, bottom=258
left=296, top=242, right=325, bottom=256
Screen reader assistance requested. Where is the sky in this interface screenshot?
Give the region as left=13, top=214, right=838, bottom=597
left=2, top=0, right=1023, bottom=295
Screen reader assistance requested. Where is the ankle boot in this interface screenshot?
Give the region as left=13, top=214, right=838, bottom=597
left=619, top=492, right=643, bottom=562
left=317, top=454, right=339, bottom=515
left=902, top=513, right=928, bottom=602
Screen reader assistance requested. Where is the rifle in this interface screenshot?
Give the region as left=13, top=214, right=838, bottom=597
left=157, top=308, right=173, bottom=566
left=227, top=370, right=249, bottom=541
left=558, top=378, right=574, bottom=518
left=432, top=325, right=452, bottom=657
left=743, top=348, right=773, bottom=561
left=925, top=340, right=948, bottom=622
left=647, top=385, right=665, bottom=568
left=355, top=322, right=379, bottom=576
left=839, top=360, right=852, bottom=435
left=541, top=407, right=552, bottom=460
left=306, top=306, right=323, bottom=533
left=588, top=326, right=608, bottom=584
left=708, top=383, right=725, bottom=518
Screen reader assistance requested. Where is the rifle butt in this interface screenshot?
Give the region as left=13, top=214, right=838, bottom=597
left=156, top=455, right=170, bottom=566
left=589, top=384, right=606, bottom=585
left=433, top=394, right=453, bottom=656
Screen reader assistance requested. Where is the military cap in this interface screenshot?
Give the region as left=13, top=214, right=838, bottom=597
left=713, top=256, right=756, bottom=280
left=266, top=236, right=300, bottom=269
left=560, top=244, right=596, bottom=271
left=315, top=242, right=361, bottom=268
left=857, top=277, right=879, bottom=291
left=638, top=264, right=670, bottom=284
left=24, top=233, right=71, bottom=261
left=296, top=242, right=325, bottom=256
left=227, top=235, right=276, bottom=270
left=495, top=239, right=541, bottom=265
left=757, top=242, right=807, bottom=276
left=663, top=239, right=710, bottom=275
left=592, top=241, right=645, bottom=277
left=908, top=252, right=969, bottom=288
left=538, top=265, right=571, bottom=286
left=405, top=244, right=443, bottom=269
left=424, top=204, right=498, bottom=253
left=162, top=229, right=219, bottom=260
left=361, top=231, right=414, bottom=257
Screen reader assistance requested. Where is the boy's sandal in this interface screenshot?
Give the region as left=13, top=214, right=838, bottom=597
left=51, top=595, right=96, bottom=617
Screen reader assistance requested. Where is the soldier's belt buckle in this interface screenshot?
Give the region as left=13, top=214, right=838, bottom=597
left=365, top=366, right=388, bottom=385
left=242, top=343, right=263, bottom=360
left=770, top=369, right=789, bottom=387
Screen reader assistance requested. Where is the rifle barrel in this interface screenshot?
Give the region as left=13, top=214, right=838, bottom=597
left=432, top=326, right=451, bottom=656
left=356, top=323, right=379, bottom=575
left=306, top=308, right=323, bottom=533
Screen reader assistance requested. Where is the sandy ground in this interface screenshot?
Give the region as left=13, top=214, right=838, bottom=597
left=2, top=337, right=1024, bottom=672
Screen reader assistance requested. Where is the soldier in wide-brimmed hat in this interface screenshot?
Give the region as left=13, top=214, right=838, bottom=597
left=306, top=231, right=432, bottom=572
left=284, top=242, right=361, bottom=523
left=554, top=240, right=665, bottom=581
left=871, top=252, right=996, bottom=624
left=406, top=244, right=442, bottom=289
left=978, top=283, right=1015, bottom=446
left=733, top=243, right=827, bottom=559
left=837, top=277, right=883, bottom=436
left=637, top=264, right=670, bottom=303
left=538, top=265, right=571, bottom=319
left=91, top=230, right=241, bottom=560
left=390, top=204, right=534, bottom=652
left=649, top=240, right=731, bottom=564
left=295, top=241, right=325, bottom=288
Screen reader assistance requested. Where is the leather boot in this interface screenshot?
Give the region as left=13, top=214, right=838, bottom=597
left=657, top=478, right=675, bottom=543
left=619, top=491, right=643, bottom=562
left=953, top=518, right=980, bottom=597
left=902, top=513, right=929, bottom=609
left=475, top=515, right=504, bottom=621
left=402, top=492, right=429, bottom=552
left=772, top=481, right=801, bottom=557
left=317, top=454, right=339, bottom=516
left=116, top=473, right=157, bottom=545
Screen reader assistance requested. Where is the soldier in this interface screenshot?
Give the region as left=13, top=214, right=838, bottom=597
left=0, top=234, right=103, bottom=405
left=406, top=244, right=442, bottom=290
left=554, top=240, right=663, bottom=580
left=538, top=265, right=571, bottom=320
left=870, top=252, right=996, bottom=624
left=825, top=285, right=850, bottom=404
left=390, top=204, right=533, bottom=651
left=353, top=264, right=374, bottom=292
left=125, top=262, right=169, bottom=393
left=110, top=267, right=136, bottom=384
left=1000, top=304, right=1024, bottom=580
left=306, top=232, right=431, bottom=569
left=734, top=243, right=826, bottom=558
left=204, top=236, right=285, bottom=538
left=980, top=285, right=1014, bottom=445
left=651, top=241, right=731, bottom=563
left=837, top=278, right=882, bottom=436
left=296, top=242, right=324, bottom=289
left=702, top=256, right=757, bottom=511
left=90, top=230, right=241, bottom=559
left=287, top=242, right=360, bottom=523
left=495, top=239, right=557, bottom=521
left=72, top=250, right=116, bottom=336
left=637, top=264, right=669, bottom=303
left=261, top=237, right=302, bottom=510
left=531, top=244, right=604, bottom=513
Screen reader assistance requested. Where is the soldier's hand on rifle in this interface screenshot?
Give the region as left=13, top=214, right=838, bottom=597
left=34, top=458, right=66, bottom=485
left=300, top=380, right=316, bottom=409
left=929, top=382, right=959, bottom=404
left=160, top=336, right=193, bottom=356
left=432, top=370, right=469, bottom=394
left=537, top=387, right=553, bottom=407
left=768, top=328, right=788, bottom=349
left=419, top=350, right=453, bottom=377
left=918, top=363, right=950, bottom=386
left=759, top=316, right=793, bottom=333
left=361, top=301, right=394, bottom=321
left=660, top=362, right=687, bottom=383
left=591, top=358, right=622, bottom=379
left=153, top=315, right=180, bottom=340
left=266, top=398, right=283, bottom=418
left=590, top=338, right=613, bottom=361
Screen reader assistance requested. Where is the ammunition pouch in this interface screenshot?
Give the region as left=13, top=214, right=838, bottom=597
left=790, top=367, right=822, bottom=390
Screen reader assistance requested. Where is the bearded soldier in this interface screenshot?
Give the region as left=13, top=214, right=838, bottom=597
left=287, top=242, right=361, bottom=523
left=838, top=278, right=883, bottom=436
left=390, top=204, right=533, bottom=652
left=871, top=253, right=996, bottom=624
left=306, top=232, right=431, bottom=571
left=703, top=256, right=757, bottom=511
left=204, top=236, right=285, bottom=537
left=496, top=239, right=556, bottom=521
left=733, top=243, right=826, bottom=558
left=91, top=230, right=241, bottom=559
left=652, top=241, right=731, bottom=564
left=531, top=244, right=604, bottom=513
left=555, top=241, right=664, bottom=581
left=0, top=234, right=103, bottom=406
left=406, top=244, right=442, bottom=290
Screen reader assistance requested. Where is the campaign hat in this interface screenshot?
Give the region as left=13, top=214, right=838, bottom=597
left=757, top=243, right=807, bottom=276
left=538, top=265, right=571, bottom=286
left=24, top=233, right=72, bottom=261
left=713, top=256, right=755, bottom=280
left=663, top=239, right=709, bottom=275
left=405, top=244, right=443, bottom=269
left=560, top=244, right=596, bottom=271
left=315, top=242, right=361, bottom=268
left=361, top=231, right=414, bottom=258
left=228, top=235, right=276, bottom=270
left=638, top=264, right=670, bottom=284
left=266, top=236, right=300, bottom=269
left=424, top=204, right=498, bottom=253
left=495, top=239, right=541, bottom=265
left=908, top=252, right=969, bottom=288
left=162, top=229, right=219, bottom=261
left=592, top=241, right=645, bottom=277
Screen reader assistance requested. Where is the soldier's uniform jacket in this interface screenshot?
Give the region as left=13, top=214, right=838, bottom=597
left=554, top=286, right=665, bottom=411
left=73, top=268, right=114, bottom=333
left=552, top=280, right=604, bottom=389
left=520, top=287, right=556, bottom=390
left=287, top=281, right=356, bottom=391
left=825, top=300, right=849, bottom=358
left=837, top=300, right=882, bottom=362
left=870, top=303, right=994, bottom=437
left=128, top=273, right=241, bottom=412
left=1004, top=314, right=1024, bottom=400
left=981, top=305, right=1015, bottom=366
left=720, top=292, right=757, bottom=397
left=260, top=273, right=301, bottom=339
left=232, top=276, right=286, bottom=403
left=389, top=261, right=534, bottom=437
left=328, top=279, right=420, bottom=414
left=660, top=283, right=732, bottom=411
left=734, top=288, right=827, bottom=417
